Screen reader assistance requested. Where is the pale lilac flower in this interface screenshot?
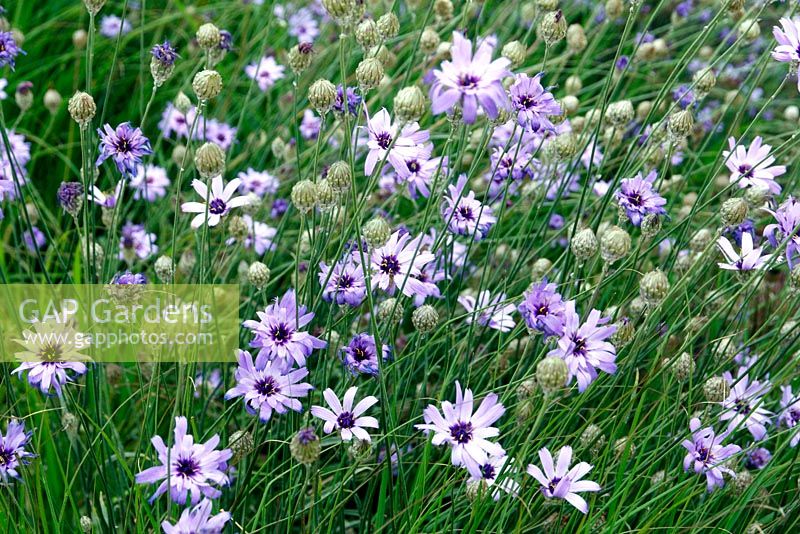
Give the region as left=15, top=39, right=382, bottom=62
left=181, top=175, right=249, bottom=229
left=0, top=33, right=24, bottom=70
left=99, top=15, right=132, bottom=38
left=193, top=369, right=222, bottom=398
left=245, top=55, right=285, bottom=92
left=764, top=197, right=800, bottom=268
left=746, top=447, right=771, bottom=470
left=716, top=233, right=774, bottom=271
left=526, top=446, right=600, bottom=514
left=458, top=291, right=516, bottom=332
left=396, top=154, right=446, bottom=199
left=318, top=254, right=367, bottom=307
left=363, top=108, right=431, bottom=175
left=112, top=270, right=147, bottom=284
left=129, top=164, right=170, bottom=201
left=89, top=180, right=125, bottom=209
left=723, top=136, right=785, bottom=195
left=441, top=174, right=496, bottom=241
left=772, top=18, right=800, bottom=91
left=430, top=32, right=511, bottom=123
left=161, top=498, right=231, bottom=534
left=415, top=381, right=505, bottom=472
left=135, top=416, right=232, bottom=504
left=0, top=130, right=30, bottom=185
left=288, top=8, right=319, bottom=42
left=547, top=301, right=617, bottom=393
left=243, top=289, right=326, bottom=368
left=370, top=230, right=437, bottom=297
left=0, top=420, right=34, bottom=482
left=96, top=123, right=152, bottom=175
left=517, top=279, right=567, bottom=337
left=23, top=227, right=45, bottom=253
left=509, top=73, right=561, bottom=132
left=681, top=417, right=740, bottom=492
left=202, top=120, right=237, bottom=150
left=341, top=333, right=390, bottom=376
left=151, top=41, right=179, bottom=68
left=466, top=455, right=520, bottom=500
left=237, top=168, right=279, bottom=197
left=720, top=371, right=772, bottom=441
left=225, top=214, right=277, bottom=255
left=615, top=170, right=667, bottom=226
left=334, top=85, right=361, bottom=116
left=119, top=221, right=158, bottom=262
left=310, top=387, right=379, bottom=442
left=300, top=109, right=322, bottom=139
left=779, top=385, right=800, bottom=447
left=158, top=103, right=197, bottom=139
left=224, top=350, right=313, bottom=422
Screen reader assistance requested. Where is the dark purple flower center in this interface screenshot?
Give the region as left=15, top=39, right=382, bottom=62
left=115, top=137, right=131, bottom=154
left=375, top=132, right=392, bottom=149
left=255, top=376, right=279, bottom=396
left=734, top=398, right=751, bottom=415
left=738, top=164, right=753, bottom=178
left=337, top=411, right=355, bottom=429
left=627, top=193, right=643, bottom=207
left=0, top=448, right=13, bottom=466
left=407, top=160, right=421, bottom=173
left=537, top=304, right=549, bottom=316
left=38, top=342, right=63, bottom=362
left=209, top=198, right=227, bottom=215
left=789, top=409, right=800, bottom=425
left=517, top=94, right=539, bottom=109
left=458, top=73, right=481, bottom=89
left=458, top=205, right=475, bottom=221
left=270, top=323, right=292, bottom=344
left=380, top=255, right=401, bottom=276
left=696, top=446, right=712, bottom=463
left=449, top=421, right=473, bottom=444
left=297, top=427, right=318, bottom=444
left=572, top=336, right=587, bottom=357
left=547, top=476, right=562, bottom=493
left=480, top=463, right=496, bottom=480
left=175, top=456, right=200, bottom=477
left=351, top=343, right=370, bottom=362
left=336, top=274, right=354, bottom=289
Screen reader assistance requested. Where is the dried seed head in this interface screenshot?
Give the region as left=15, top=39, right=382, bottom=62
left=650, top=470, right=666, bottom=486
left=606, top=100, right=634, bottom=127
left=291, top=180, right=317, bottom=214
left=420, top=27, right=441, bottom=55
left=378, top=298, right=404, bottom=324
left=154, top=255, right=174, bottom=283
left=720, top=197, right=748, bottom=227
left=327, top=161, right=352, bottom=191
left=501, top=40, right=527, bottom=68
left=600, top=225, right=631, bottom=263
left=229, top=429, right=255, bottom=462
left=80, top=516, right=93, bottom=533
left=610, top=317, right=635, bottom=347
left=731, top=470, right=753, bottom=495
left=605, top=0, right=623, bottom=19
left=668, top=109, right=694, bottom=141
left=690, top=228, right=714, bottom=253
left=83, top=0, right=107, bottom=16
left=531, top=257, right=553, bottom=281
left=641, top=214, right=661, bottom=238
left=174, top=92, right=192, bottom=115
left=248, top=261, right=271, bottom=290
left=434, top=0, right=454, bottom=22
left=536, top=356, right=568, bottom=394
left=571, top=228, right=598, bottom=260
left=321, top=0, right=356, bottom=19
left=290, top=427, right=321, bottom=464
left=670, top=352, right=695, bottom=382
left=376, top=12, right=400, bottom=39
left=194, top=142, right=226, bottom=178
left=565, top=75, right=582, bottom=95
left=314, top=178, right=338, bottom=212
left=703, top=376, right=730, bottom=403
left=791, top=264, right=800, bottom=292
left=393, top=86, right=426, bottom=123
left=192, top=69, right=223, bottom=100
left=744, top=185, right=770, bottom=208
left=550, top=132, right=578, bottom=160
left=356, top=19, right=380, bottom=48
left=538, top=10, right=567, bottom=46
left=738, top=18, right=760, bottom=42
left=196, top=23, right=222, bottom=50
left=363, top=216, right=391, bottom=248
left=308, top=79, right=337, bottom=115
left=412, top=304, right=439, bottom=333
left=639, top=269, right=670, bottom=306
left=356, top=57, right=384, bottom=91
left=288, top=43, right=314, bottom=75
left=566, top=24, right=587, bottom=54
left=693, top=67, right=716, bottom=95
left=68, top=91, right=96, bottom=128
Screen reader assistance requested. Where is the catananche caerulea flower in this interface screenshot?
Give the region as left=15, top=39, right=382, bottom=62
left=129, top=164, right=170, bottom=201
left=0, top=31, right=24, bottom=70
left=772, top=18, right=800, bottom=91
left=224, top=349, right=313, bottom=422
left=764, top=196, right=800, bottom=268
left=509, top=73, right=561, bottom=132
left=681, top=417, right=740, bottom=492
left=96, top=122, right=153, bottom=175
left=243, top=289, right=326, bottom=368
left=526, top=446, right=600, bottom=514
left=310, top=387, right=379, bottom=442
left=135, top=416, right=232, bottom=505
left=237, top=167, right=279, bottom=197
left=119, top=221, right=158, bottom=262
left=415, top=381, right=505, bottom=473
left=466, top=454, right=520, bottom=500
left=547, top=301, right=617, bottom=393
left=224, top=214, right=277, bottom=255
left=318, top=253, right=367, bottom=307
left=396, top=154, right=446, bottom=199
left=441, top=174, right=496, bottom=241
left=517, top=279, right=567, bottom=337
left=614, top=170, right=667, bottom=226
left=181, top=176, right=249, bottom=229
left=341, top=333, right=391, bottom=376
left=430, top=32, right=511, bottom=124
left=363, top=108, right=431, bottom=175
left=719, top=370, right=773, bottom=441
left=161, top=498, right=231, bottom=534
left=151, top=41, right=179, bottom=67
left=779, top=385, right=800, bottom=447
left=722, top=136, right=785, bottom=195
left=0, top=419, right=34, bottom=482
left=370, top=230, right=437, bottom=297
left=458, top=290, right=516, bottom=332
left=245, top=55, right=285, bottom=91
left=716, top=234, right=773, bottom=272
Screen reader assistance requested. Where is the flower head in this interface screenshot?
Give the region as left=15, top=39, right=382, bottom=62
left=772, top=18, right=800, bottom=91
left=370, top=230, right=437, bottom=298
left=245, top=55, right=285, bottom=92
left=779, top=385, right=800, bottom=447
left=129, top=164, right=170, bottom=201
left=716, top=233, right=773, bottom=271
left=161, top=498, right=231, bottom=534
left=363, top=108, right=431, bottom=175
left=237, top=168, right=279, bottom=197
left=151, top=40, right=179, bottom=67
left=509, top=73, right=561, bottom=132
left=723, top=136, right=785, bottom=195
left=615, top=170, right=667, bottom=227
left=518, top=279, right=567, bottom=337
left=719, top=371, right=772, bottom=441
left=466, top=455, right=520, bottom=500
left=181, top=175, right=249, bottom=229
left=119, top=221, right=158, bottom=262
left=441, top=174, right=496, bottom=241
left=681, top=417, right=741, bottom=492
left=764, top=197, right=800, bottom=268
left=0, top=31, right=24, bottom=70
left=135, top=416, right=232, bottom=504
left=310, top=387, right=379, bottom=442
left=341, top=333, right=391, bottom=376
left=0, top=420, right=34, bottom=482
left=319, top=254, right=367, bottom=307
left=96, top=122, right=153, bottom=175
left=458, top=290, right=516, bottom=332
left=526, top=446, right=600, bottom=514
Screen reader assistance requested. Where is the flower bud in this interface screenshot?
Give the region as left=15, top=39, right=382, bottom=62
left=393, top=86, right=426, bottom=123
left=565, top=75, right=582, bottom=95
left=571, top=228, right=598, bottom=261
left=290, top=427, right=321, bottom=464
left=196, top=23, right=221, bottom=50
left=720, top=197, right=748, bottom=227
left=536, top=356, right=568, bottom=394
left=501, top=40, right=526, bottom=68
left=228, top=215, right=249, bottom=241
left=605, top=0, right=624, bottom=19
left=194, top=142, right=226, bottom=178
left=68, top=91, right=96, bottom=128
left=178, top=249, right=196, bottom=275
left=80, top=516, right=93, bottom=533
left=377, top=13, right=400, bottom=39
left=315, top=178, right=338, bottom=212
left=291, top=180, right=317, bottom=214
left=192, top=69, right=223, bottom=100
left=610, top=317, right=635, bottom=347
left=73, top=29, right=88, bottom=49
left=566, top=24, right=587, bottom=54
left=83, top=0, right=107, bottom=16
left=600, top=225, right=631, bottom=263
left=363, top=216, right=391, bottom=247
left=551, top=132, right=578, bottom=160
left=248, top=261, right=271, bottom=289
left=412, top=304, right=439, bottom=333
left=356, top=19, right=380, bottom=48
left=703, top=376, right=730, bottom=403
left=420, top=27, right=440, bottom=55
left=327, top=161, right=352, bottom=191
left=308, top=79, right=337, bottom=115
left=434, top=0, right=454, bottom=22
left=531, top=257, right=553, bottom=281
left=693, top=67, right=716, bottom=95
left=641, top=214, right=661, bottom=238
left=172, top=144, right=187, bottom=167
left=639, top=269, right=669, bottom=306
left=668, top=109, right=694, bottom=141
left=670, top=352, right=695, bottom=382
left=738, top=18, right=760, bottom=42
left=154, top=255, right=174, bottom=283
left=321, top=0, right=356, bottom=20
left=174, top=92, right=192, bottom=115
left=356, top=57, right=384, bottom=91
left=791, top=264, right=800, bottom=292
left=43, top=88, right=62, bottom=115
left=378, top=298, right=404, bottom=324
left=288, top=42, right=314, bottom=75
left=538, top=10, right=567, bottom=46
left=228, top=429, right=255, bottom=463
left=606, top=100, right=634, bottom=127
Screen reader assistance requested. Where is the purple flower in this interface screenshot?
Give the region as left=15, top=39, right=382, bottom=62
left=181, top=175, right=249, bottom=229
left=57, top=182, right=84, bottom=214
left=547, top=301, right=617, bottom=393
left=430, top=32, right=511, bottom=123
left=415, top=381, right=505, bottom=473
left=395, top=155, right=446, bottom=199
left=96, top=122, right=153, bottom=175
left=526, top=446, right=600, bottom=514
left=193, top=368, right=222, bottom=398
left=0, top=31, right=24, bottom=69
left=341, top=333, right=390, bottom=376
left=271, top=198, right=289, bottom=218
left=119, top=221, right=158, bottom=262
left=130, top=164, right=170, bottom=201
left=518, top=279, right=566, bottom=337
left=681, top=417, right=740, bottom=492
left=746, top=447, right=771, bottom=470
left=225, top=214, right=277, bottom=255
left=224, top=350, right=313, bottom=422
left=237, top=168, right=279, bottom=197
left=100, top=15, right=132, bottom=38
left=288, top=8, right=319, bottom=43
left=764, top=197, right=800, bottom=268
left=310, top=387, right=379, bottom=442
left=89, top=180, right=124, bottom=209
left=319, top=254, right=367, bottom=307
left=363, top=108, right=431, bottom=175
left=458, top=290, right=516, bottom=332
left=245, top=55, right=285, bottom=92
left=672, top=84, right=695, bottom=109
left=334, top=85, right=361, bottom=116
left=218, top=31, right=233, bottom=51
left=370, top=230, right=437, bottom=298
left=135, top=416, right=232, bottom=504
left=243, top=289, right=326, bottom=368
left=161, top=498, right=231, bottom=534
left=716, top=234, right=773, bottom=272
left=720, top=371, right=772, bottom=441
left=151, top=40, right=179, bottom=66
left=300, top=109, right=322, bottom=139
left=0, top=420, right=33, bottom=482
left=441, top=174, right=496, bottom=241
left=23, top=226, right=45, bottom=253
left=112, top=270, right=147, bottom=284
left=772, top=18, right=800, bottom=91
left=615, top=170, right=667, bottom=226
left=779, top=385, right=800, bottom=447
left=723, top=136, right=785, bottom=195
left=202, top=120, right=237, bottom=150
left=509, top=73, right=561, bottom=132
